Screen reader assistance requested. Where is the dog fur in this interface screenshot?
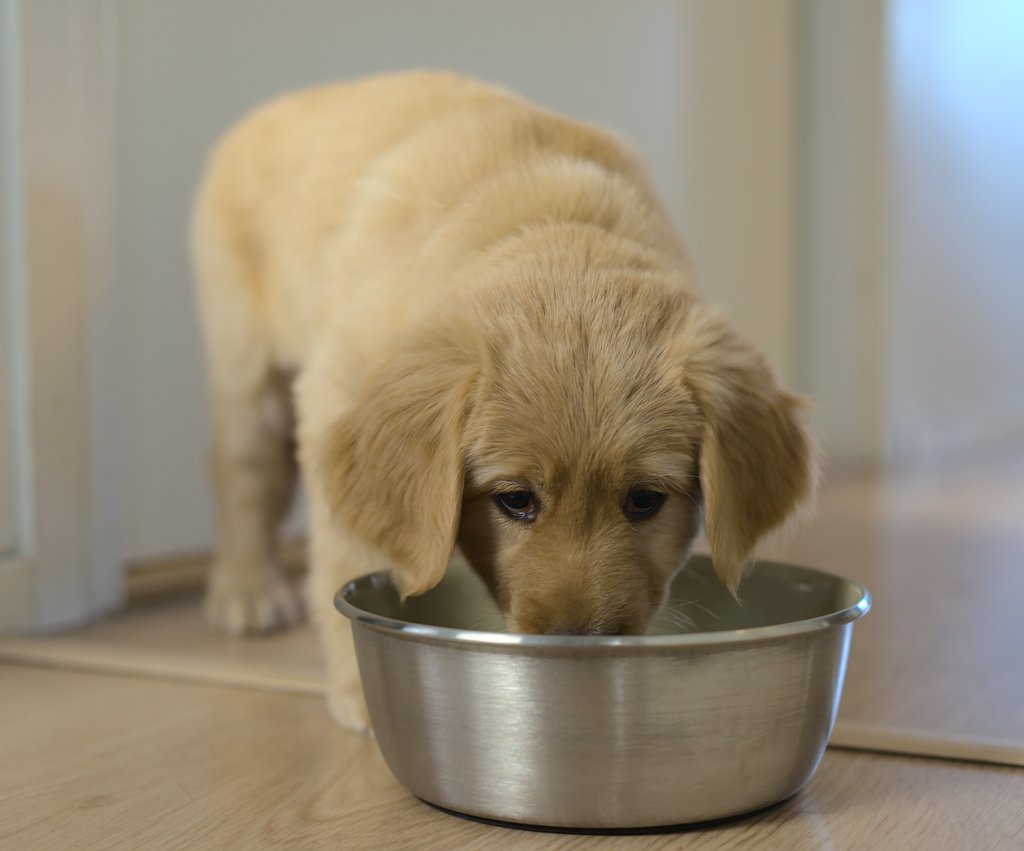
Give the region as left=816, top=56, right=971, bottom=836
left=191, top=71, right=817, bottom=730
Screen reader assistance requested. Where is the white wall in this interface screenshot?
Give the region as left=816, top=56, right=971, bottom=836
left=883, top=0, right=1024, bottom=462
left=676, top=4, right=797, bottom=382
left=797, top=1, right=887, bottom=462
left=7, top=0, right=1021, bottom=621
left=114, top=0, right=797, bottom=562
left=797, top=0, right=1024, bottom=468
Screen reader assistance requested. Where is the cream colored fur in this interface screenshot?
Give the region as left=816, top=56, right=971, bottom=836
left=191, top=71, right=817, bottom=731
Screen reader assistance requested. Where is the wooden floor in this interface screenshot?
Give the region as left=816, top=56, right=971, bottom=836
left=762, top=448, right=1024, bottom=765
left=2, top=665, right=1022, bottom=851
left=2, top=448, right=1024, bottom=847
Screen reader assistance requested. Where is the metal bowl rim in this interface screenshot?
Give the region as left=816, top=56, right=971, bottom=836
left=335, top=561, right=871, bottom=649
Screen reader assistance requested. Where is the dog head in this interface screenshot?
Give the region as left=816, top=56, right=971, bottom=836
left=322, top=268, right=816, bottom=635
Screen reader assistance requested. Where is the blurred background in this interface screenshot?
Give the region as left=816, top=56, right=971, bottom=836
left=2, top=0, right=1023, bottom=630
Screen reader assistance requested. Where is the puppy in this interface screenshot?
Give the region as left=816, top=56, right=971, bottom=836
left=191, top=71, right=816, bottom=730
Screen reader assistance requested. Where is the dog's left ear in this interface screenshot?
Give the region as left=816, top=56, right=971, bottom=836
left=675, top=308, right=819, bottom=592
left=319, top=324, right=480, bottom=598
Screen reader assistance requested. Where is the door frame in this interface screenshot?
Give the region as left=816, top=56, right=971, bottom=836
left=0, top=0, right=123, bottom=632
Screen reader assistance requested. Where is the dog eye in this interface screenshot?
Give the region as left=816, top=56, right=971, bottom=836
left=624, top=489, right=666, bottom=520
left=494, top=490, right=536, bottom=521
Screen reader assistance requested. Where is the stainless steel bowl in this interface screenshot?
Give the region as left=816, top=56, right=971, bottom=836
left=335, top=555, right=870, bottom=831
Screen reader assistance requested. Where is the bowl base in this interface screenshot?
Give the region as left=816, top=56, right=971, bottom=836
left=417, top=793, right=798, bottom=835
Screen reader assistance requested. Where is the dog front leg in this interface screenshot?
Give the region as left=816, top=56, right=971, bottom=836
left=204, top=381, right=304, bottom=635
left=305, top=492, right=376, bottom=733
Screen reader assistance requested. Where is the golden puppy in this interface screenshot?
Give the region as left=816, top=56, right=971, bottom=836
left=191, top=71, right=816, bottom=729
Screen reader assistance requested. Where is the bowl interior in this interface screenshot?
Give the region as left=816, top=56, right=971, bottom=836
left=343, top=555, right=868, bottom=637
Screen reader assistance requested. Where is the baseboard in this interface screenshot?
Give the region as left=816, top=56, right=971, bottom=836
left=125, top=539, right=307, bottom=602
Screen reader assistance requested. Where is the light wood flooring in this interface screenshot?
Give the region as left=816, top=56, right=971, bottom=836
left=2, top=666, right=1022, bottom=850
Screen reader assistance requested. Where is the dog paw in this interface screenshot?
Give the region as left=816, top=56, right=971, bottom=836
left=327, top=677, right=372, bottom=735
left=204, top=566, right=304, bottom=636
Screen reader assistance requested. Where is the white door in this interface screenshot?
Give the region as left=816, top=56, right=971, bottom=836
left=1, top=0, right=28, bottom=623
left=0, top=0, right=122, bottom=632
left=0, top=208, right=14, bottom=559
left=0, top=300, right=13, bottom=559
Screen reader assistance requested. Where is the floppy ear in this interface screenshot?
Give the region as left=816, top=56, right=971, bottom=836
left=320, top=328, right=479, bottom=597
left=676, top=309, right=818, bottom=592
